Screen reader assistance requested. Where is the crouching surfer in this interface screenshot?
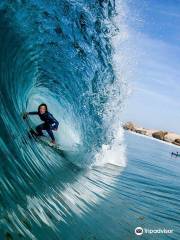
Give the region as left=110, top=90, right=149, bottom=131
left=23, top=103, right=59, bottom=144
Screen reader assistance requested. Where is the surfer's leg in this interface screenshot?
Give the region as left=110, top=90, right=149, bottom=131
left=36, top=123, right=45, bottom=136
left=46, top=129, right=55, bottom=141
left=36, top=123, right=55, bottom=141
left=49, top=123, right=58, bottom=143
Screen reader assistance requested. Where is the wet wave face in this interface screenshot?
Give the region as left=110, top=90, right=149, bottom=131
left=0, top=0, right=129, bottom=239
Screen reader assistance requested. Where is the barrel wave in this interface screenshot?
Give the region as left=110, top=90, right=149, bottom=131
left=0, top=0, right=128, bottom=239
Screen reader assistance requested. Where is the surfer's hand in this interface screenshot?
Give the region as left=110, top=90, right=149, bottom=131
left=54, top=128, right=58, bottom=131
left=23, top=112, right=28, bottom=119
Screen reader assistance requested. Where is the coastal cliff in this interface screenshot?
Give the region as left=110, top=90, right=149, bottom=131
left=123, top=122, right=180, bottom=146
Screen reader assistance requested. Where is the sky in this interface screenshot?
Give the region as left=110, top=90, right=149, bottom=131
left=121, top=0, right=180, bottom=133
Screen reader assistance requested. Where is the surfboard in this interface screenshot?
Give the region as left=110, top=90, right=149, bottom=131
left=38, top=135, right=63, bottom=150
left=28, top=128, right=64, bottom=152
left=23, top=116, right=70, bottom=157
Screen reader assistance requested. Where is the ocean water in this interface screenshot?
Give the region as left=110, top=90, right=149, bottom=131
left=1, top=129, right=180, bottom=239
left=0, top=0, right=127, bottom=239
left=0, top=0, right=179, bottom=239
left=121, top=132, right=180, bottom=240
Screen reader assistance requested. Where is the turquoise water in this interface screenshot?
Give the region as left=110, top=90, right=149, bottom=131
left=118, top=132, right=180, bottom=240
left=0, top=2, right=126, bottom=239
left=0, top=1, right=179, bottom=239
left=67, top=132, right=180, bottom=240
left=1, top=132, right=180, bottom=239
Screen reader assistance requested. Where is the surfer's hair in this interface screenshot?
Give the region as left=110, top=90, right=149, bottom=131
left=38, top=103, right=48, bottom=113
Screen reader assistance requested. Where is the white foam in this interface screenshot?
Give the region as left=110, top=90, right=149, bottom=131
left=95, top=0, right=134, bottom=167
left=95, top=127, right=127, bottom=167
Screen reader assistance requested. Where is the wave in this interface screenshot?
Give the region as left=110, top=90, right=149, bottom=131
left=0, top=0, right=130, bottom=239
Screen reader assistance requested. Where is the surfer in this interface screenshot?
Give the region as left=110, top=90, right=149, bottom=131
left=171, top=151, right=179, bottom=157
left=23, top=103, right=59, bottom=144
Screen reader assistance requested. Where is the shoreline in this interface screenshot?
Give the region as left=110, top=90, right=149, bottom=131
left=126, top=130, right=180, bottom=149
left=123, top=122, right=180, bottom=148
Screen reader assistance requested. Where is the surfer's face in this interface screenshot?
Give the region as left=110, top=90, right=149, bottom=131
left=39, top=106, right=46, bottom=114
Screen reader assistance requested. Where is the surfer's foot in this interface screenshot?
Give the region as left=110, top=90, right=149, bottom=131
left=51, top=140, right=56, bottom=144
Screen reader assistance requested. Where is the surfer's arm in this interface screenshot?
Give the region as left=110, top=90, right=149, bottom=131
left=23, top=111, right=38, bottom=119
left=28, top=111, right=38, bottom=115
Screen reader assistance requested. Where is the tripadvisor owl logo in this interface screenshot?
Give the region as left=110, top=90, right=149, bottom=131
left=135, top=227, right=143, bottom=236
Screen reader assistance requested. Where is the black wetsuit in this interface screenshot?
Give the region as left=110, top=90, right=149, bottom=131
left=29, top=111, right=59, bottom=141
